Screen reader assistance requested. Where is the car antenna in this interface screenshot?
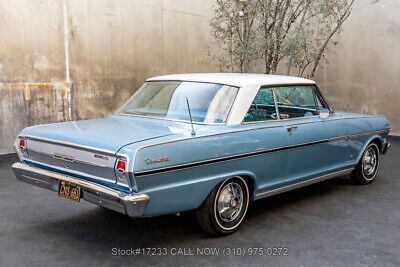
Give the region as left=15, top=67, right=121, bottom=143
left=186, top=97, right=196, bottom=136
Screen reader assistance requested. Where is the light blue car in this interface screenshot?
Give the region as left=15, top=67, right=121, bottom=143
left=12, top=73, right=391, bottom=235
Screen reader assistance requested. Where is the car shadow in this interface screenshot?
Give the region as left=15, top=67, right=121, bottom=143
left=23, top=175, right=353, bottom=250
left=251, top=175, right=352, bottom=210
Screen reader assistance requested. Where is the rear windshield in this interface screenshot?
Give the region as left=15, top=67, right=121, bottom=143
left=119, top=81, right=239, bottom=124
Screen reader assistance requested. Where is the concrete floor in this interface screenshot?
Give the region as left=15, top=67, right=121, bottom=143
left=0, top=138, right=399, bottom=266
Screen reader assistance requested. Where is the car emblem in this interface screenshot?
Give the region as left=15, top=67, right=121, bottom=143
left=145, top=157, right=170, bottom=164
left=94, top=154, right=109, bottom=160
left=53, top=153, right=75, bottom=162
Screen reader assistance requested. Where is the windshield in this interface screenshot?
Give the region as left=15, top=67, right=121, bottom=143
left=119, top=81, right=239, bottom=124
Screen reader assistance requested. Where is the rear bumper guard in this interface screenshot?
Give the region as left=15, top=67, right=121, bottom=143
left=11, top=162, right=149, bottom=217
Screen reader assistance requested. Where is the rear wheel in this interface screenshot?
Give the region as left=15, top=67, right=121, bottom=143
left=350, top=143, right=380, bottom=185
left=196, top=177, right=249, bottom=236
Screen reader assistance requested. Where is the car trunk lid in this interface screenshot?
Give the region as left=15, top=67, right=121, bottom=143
left=19, top=115, right=187, bottom=187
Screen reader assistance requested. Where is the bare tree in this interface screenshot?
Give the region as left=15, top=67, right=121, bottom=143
left=209, top=0, right=355, bottom=78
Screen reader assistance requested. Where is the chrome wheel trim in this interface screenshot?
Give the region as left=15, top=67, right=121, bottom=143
left=216, top=182, right=244, bottom=223
left=214, top=177, right=249, bottom=231
left=362, top=144, right=379, bottom=181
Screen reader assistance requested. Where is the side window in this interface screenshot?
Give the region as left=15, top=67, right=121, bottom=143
left=244, top=88, right=278, bottom=122
left=274, top=86, right=318, bottom=119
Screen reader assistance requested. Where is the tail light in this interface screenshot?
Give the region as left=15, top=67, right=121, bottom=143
left=115, top=158, right=132, bottom=189
left=14, top=137, right=27, bottom=161
left=116, top=159, right=126, bottom=174
left=15, top=138, right=28, bottom=161
left=19, top=139, right=26, bottom=151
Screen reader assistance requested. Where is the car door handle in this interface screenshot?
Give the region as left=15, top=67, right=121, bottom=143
left=287, top=126, right=298, bottom=135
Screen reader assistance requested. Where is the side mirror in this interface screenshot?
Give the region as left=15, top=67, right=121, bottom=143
left=319, top=108, right=330, bottom=119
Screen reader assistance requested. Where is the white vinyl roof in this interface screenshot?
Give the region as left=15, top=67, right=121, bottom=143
left=147, top=73, right=315, bottom=87
left=146, top=73, right=317, bottom=125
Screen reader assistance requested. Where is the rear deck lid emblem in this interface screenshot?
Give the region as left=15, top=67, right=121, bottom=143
left=53, top=153, right=75, bottom=162
left=94, top=154, right=109, bottom=160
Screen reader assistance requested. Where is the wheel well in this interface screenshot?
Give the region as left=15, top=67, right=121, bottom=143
left=371, top=138, right=382, bottom=153
left=240, top=175, right=255, bottom=200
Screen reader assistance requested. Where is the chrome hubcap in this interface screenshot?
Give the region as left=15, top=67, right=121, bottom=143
left=217, top=182, right=244, bottom=223
left=363, top=147, right=377, bottom=176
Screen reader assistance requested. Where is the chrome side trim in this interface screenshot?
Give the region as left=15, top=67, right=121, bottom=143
left=134, top=129, right=388, bottom=177
left=254, top=168, right=353, bottom=200
left=133, top=116, right=383, bottom=155
left=12, top=162, right=148, bottom=217
left=19, top=135, right=116, bottom=155
left=28, top=148, right=108, bottom=168
left=134, top=135, right=350, bottom=177
left=348, top=130, right=389, bottom=139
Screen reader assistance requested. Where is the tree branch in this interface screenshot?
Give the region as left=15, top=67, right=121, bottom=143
left=308, top=0, right=355, bottom=77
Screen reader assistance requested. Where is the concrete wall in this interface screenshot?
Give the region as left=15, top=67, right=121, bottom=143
left=0, top=0, right=217, bottom=154
left=0, top=0, right=399, bottom=154
left=313, top=0, right=400, bottom=135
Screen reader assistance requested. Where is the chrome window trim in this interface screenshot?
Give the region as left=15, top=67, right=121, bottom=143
left=314, top=84, right=334, bottom=114
left=272, top=88, right=280, bottom=120
left=145, top=79, right=241, bottom=90
left=312, top=86, right=320, bottom=113
left=241, top=83, right=331, bottom=125
left=242, top=115, right=318, bottom=125
left=114, top=113, right=227, bottom=126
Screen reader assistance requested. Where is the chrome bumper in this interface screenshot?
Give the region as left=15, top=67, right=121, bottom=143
left=11, top=162, right=149, bottom=217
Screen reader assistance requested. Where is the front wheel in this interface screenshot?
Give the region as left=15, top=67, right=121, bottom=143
left=350, top=143, right=380, bottom=185
left=196, top=177, right=250, bottom=236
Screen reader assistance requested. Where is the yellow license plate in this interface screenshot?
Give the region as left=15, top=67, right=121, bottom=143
left=58, top=181, right=81, bottom=202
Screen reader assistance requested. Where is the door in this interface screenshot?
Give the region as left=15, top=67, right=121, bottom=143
left=242, top=87, right=288, bottom=193
left=273, top=85, right=349, bottom=185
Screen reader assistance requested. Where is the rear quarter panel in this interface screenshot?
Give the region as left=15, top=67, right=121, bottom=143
left=127, top=124, right=288, bottom=216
